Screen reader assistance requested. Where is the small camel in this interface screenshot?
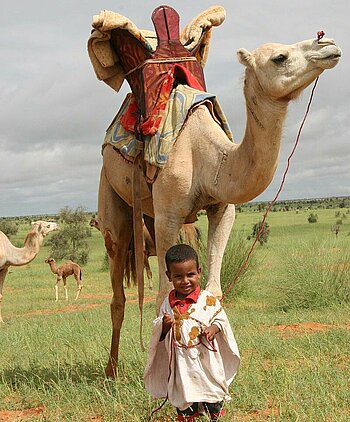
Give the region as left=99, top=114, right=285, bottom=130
left=45, top=258, right=83, bottom=301
left=0, top=220, right=58, bottom=322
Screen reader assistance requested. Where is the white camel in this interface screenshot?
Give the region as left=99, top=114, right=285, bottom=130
left=0, top=221, right=58, bottom=322
left=95, top=35, right=341, bottom=376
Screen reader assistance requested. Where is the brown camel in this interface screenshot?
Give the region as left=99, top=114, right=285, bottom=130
left=89, top=10, right=341, bottom=376
left=89, top=216, right=200, bottom=290
left=45, top=258, right=83, bottom=301
left=0, top=221, right=58, bottom=322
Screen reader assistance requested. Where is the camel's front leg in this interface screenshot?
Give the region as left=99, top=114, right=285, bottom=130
left=154, top=215, right=182, bottom=314
left=0, top=267, right=9, bottom=323
left=205, top=203, right=236, bottom=297
left=98, top=167, right=133, bottom=378
left=55, top=278, right=59, bottom=301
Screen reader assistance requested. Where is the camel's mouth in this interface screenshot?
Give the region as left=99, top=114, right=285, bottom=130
left=315, top=46, right=342, bottom=65
left=322, top=53, right=341, bottom=60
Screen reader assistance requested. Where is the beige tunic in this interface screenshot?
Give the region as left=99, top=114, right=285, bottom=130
left=144, top=290, right=240, bottom=411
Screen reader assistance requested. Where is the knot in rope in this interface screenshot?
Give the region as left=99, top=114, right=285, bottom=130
left=317, top=30, right=325, bottom=42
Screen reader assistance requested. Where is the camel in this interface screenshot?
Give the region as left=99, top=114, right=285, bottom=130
left=89, top=216, right=200, bottom=290
left=95, top=36, right=341, bottom=376
left=0, top=220, right=58, bottom=323
left=45, top=258, right=83, bottom=301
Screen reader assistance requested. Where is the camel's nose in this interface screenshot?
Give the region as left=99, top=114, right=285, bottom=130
left=317, top=37, right=336, bottom=46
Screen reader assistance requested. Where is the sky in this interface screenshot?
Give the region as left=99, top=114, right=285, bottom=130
left=0, top=0, right=349, bottom=217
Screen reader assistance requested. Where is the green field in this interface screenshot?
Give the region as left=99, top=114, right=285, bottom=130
left=0, top=204, right=350, bottom=421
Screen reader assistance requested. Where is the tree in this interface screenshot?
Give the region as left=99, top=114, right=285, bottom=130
left=0, top=220, right=18, bottom=238
left=48, top=206, right=91, bottom=264
left=247, top=220, right=270, bottom=245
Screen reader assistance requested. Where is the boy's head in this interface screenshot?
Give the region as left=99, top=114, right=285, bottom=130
left=165, top=244, right=201, bottom=298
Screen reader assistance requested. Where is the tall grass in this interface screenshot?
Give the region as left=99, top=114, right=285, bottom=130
left=1, top=210, right=349, bottom=420
left=278, top=237, right=350, bottom=310
left=199, top=230, right=258, bottom=301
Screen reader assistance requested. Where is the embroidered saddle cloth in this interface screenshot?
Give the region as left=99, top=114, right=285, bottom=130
left=103, top=84, right=233, bottom=182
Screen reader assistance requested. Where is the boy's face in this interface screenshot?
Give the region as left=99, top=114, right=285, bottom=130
left=166, top=259, right=201, bottom=299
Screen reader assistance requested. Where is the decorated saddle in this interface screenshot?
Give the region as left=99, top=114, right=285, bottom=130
left=88, top=5, right=230, bottom=180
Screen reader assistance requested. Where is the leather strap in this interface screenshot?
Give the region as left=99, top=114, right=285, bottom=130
left=132, top=139, right=145, bottom=351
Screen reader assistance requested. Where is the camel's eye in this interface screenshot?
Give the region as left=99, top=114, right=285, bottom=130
left=272, top=54, right=288, bottom=64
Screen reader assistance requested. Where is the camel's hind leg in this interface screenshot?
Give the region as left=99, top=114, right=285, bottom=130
left=0, top=267, right=9, bottom=323
left=74, top=269, right=83, bottom=300
left=98, top=167, right=133, bottom=378
left=62, top=277, right=68, bottom=301
left=144, top=255, right=153, bottom=290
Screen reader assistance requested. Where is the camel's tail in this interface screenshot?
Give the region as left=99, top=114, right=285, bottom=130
left=80, top=269, right=82, bottom=281
left=124, top=223, right=201, bottom=287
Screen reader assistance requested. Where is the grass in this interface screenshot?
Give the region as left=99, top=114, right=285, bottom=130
left=0, top=208, right=350, bottom=421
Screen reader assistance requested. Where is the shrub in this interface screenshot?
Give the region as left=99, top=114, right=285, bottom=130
left=199, top=230, right=256, bottom=301
left=0, top=220, right=18, bottom=238
left=247, top=220, right=270, bottom=245
left=48, top=206, right=90, bottom=264
left=307, top=213, right=318, bottom=223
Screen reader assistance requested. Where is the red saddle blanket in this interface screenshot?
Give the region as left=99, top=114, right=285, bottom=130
left=109, top=5, right=207, bottom=134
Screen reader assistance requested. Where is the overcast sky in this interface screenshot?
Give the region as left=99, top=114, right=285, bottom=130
left=0, top=1, right=348, bottom=217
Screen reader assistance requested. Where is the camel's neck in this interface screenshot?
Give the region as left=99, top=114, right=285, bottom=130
left=7, top=231, right=44, bottom=266
left=224, top=70, right=288, bottom=203
left=48, top=262, right=58, bottom=274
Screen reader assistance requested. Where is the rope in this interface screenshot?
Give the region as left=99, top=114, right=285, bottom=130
left=221, top=75, right=321, bottom=301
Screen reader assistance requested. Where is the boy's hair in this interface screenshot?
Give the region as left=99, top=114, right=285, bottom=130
left=165, top=244, right=199, bottom=271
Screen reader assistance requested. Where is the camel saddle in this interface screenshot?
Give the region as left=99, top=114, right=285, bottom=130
left=110, top=5, right=206, bottom=125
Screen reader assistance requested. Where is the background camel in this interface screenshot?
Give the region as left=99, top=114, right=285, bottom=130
left=0, top=221, right=58, bottom=323
left=45, top=258, right=83, bottom=301
left=89, top=216, right=200, bottom=290
left=95, top=35, right=341, bottom=376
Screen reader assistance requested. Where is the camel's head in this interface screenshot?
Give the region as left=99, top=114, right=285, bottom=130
left=45, top=257, right=55, bottom=264
left=89, top=217, right=100, bottom=231
left=237, top=36, right=342, bottom=101
left=31, top=221, right=58, bottom=237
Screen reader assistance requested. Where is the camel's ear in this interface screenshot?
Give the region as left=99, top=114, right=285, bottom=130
left=237, top=48, right=255, bottom=68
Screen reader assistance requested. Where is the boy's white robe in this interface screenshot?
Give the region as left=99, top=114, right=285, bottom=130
left=144, top=290, right=240, bottom=411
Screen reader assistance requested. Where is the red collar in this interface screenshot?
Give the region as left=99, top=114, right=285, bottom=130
left=169, top=285, right=201, bottom=310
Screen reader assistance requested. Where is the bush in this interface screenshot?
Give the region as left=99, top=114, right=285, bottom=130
left=48, top=206, right=90, bottom=264
left=278, top=238, right=350, bottom=310
left=247, top=220, right=270, bottom=245
left=0, top=220, right=18, bottom=238
left=307, top=213, right=318, bottom=223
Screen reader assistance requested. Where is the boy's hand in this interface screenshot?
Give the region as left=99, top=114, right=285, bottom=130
left=203, top=324, right=220, bottom=342
left=160, top=312, right=174, bottom=341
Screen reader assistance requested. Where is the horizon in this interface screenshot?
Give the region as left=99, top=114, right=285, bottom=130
left=2, top=195, right=349, bottom=219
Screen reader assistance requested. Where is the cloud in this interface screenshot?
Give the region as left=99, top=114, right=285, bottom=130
left=0, top=0, right=349, bottom=216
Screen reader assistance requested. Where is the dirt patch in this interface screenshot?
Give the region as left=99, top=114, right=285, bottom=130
left=16, top=296, right=156, bottom=318
left=275, top=322, right=333, bottom=333
left=0, top=407, right=44, bottom=421
left=273, top=322, right=350, bottom=336
left=236, top=406, right=279, bottom=421
left=20, top=303, right=104, bottom=317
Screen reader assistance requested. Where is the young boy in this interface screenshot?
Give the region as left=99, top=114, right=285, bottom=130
left=144, top=244, right=240, bottom=421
